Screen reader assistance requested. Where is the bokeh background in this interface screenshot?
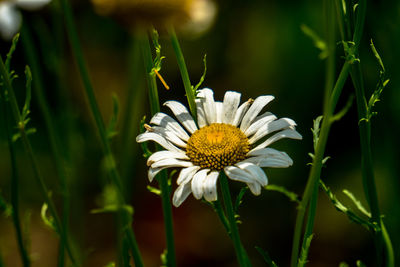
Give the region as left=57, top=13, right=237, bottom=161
left=0, top=0, right=399, bottom=266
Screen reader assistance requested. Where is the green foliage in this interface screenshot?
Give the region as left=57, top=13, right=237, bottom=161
left=298, top=234, right=314, bottom=267
left=91, top=185, right=134, bottom=216
left=265, top=184, right=300, bottom=204
left=300, top=25, right=328, bottom=59
left=160, top=249, right=168, bottom=267
left=104, top=262, right=116, bottom=267
left=308, top=116, right=330, bottom=166
left=150, top=29, right=165, bottom=74
left=234, top=187, right=248, bottom=224
left=332, top=94, right=354, bottom=122
left=320, top=180, right=379, bottom=232
left=106, top=93, right=120, bottom=140
left=147, top=185, right=161, bottom=196
left=255, top=246, right=278, bottom=267
left=41, top=202, right=57, bottom=232
left=339, top=262, right=349, bottom=267
left=5, top=34, right=20, bottom=81
left=360, top=40, right=389, bottom=123
left=341, top=41, right=360, bottom=64
left=0, top=192, right=12, bottom=218
left=192, top=54, right=207, bottom=95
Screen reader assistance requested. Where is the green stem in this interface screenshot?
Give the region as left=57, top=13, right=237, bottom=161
left=138, top=31, right=177, bottom=267
left=0, top=56, right=78, bottom=266
left=168, top=26, right=197, bottom=119
left=212, top=200, right=230, bottom=234
left=219, top=173, right=250, bottom=266
left=20, top=24, right=69, bottom=267
left=290, top=62, right=350, bottom=267
left=1, top=84, right=30, bottom=267
left=56, top=0, right=144, bottom=265
left=382, top=222, right=395, bottom=267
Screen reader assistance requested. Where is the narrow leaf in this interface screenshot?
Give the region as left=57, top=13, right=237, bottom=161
left=255, top=246, right=278, bottom=267
left=265, top=184, right=300, bottom=203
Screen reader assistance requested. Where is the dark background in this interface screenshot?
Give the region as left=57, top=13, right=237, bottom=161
left=0, top=0, right=399, bottom=266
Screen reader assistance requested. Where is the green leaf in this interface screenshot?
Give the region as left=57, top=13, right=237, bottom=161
left=41, top=203, right=57, bottom=232
left=255, top=246, right=278, bottom=267
left=234, top=187, right=248, bottom=214
left=356, top=260, right=366, bottom=267
left=104, top=262, right=116, bottom=267
left=300, top=25, right=327, bottom=59
left=160, top=249, right=168, bottom=267
left=91, top=204, right=134, bottom=215
left=193, top=54, right=207, bottom=94
left=106, top=93, right=119, bottom=140
left=298, top=234, right=314, bottom=267
left=265, top=184, right=300, bottom=203
left=12, top=128, right=37, bottom=142
left=320, top=181, right=379, bottom=232
left=339, top=262, right=349, bottom=267
left=341, top=41, right=360, bottom=64
left=5, top=33, right=20, bottom=72
left=147, top=185, right=161, bottom=196
left=21, top=65, right=32, bottom=122
left=342, top=189, right=371, bottom=217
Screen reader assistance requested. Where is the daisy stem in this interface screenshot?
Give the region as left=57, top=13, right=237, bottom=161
left=20, top=23, right=70, bottom=267
left=57, top=0, right=144, bottom=265
left=1, top=82, right=30, bottom=267
left=0, top=56, right=78, bottom=266
left=290, top=62, right=350, bottom=267
left=219, top=173, right=251, bottom=266
left=168, top=26, right=197, bottom=119
left=139, top=31, right=177, bottom=267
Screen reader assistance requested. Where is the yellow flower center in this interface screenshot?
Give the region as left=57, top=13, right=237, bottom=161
left=186, top=123, right=250, bottom=170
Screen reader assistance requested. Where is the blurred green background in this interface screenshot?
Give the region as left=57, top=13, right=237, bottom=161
left=0, top=0, right=399, bottom=266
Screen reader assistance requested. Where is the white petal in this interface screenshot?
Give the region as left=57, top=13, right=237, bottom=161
left=0, top=3, right=21, bottom=41
left=136, top=132, right=182, bottom=153
left=147, top=150, right=189, bottom=166
left=16, top=0, right=51, bottom=10
left=148, top=167, right=163, bottom=182
left=222, top=91, right=241, bottom=124
left=151, top=158, right=193, bottom=169
left=247, top=148, right=293, bottom=166
left=249, top=118, right=297, bottom=144
left=177, top=166, right=201, bottom=185
left=172, top=182, right=192, bottom=207
left=244, top=157, right=293, bottom=168
left=240, top=95, right=275, bottom=132
left=224, top=165, right=254, bottom=184
left=244, top=112, right=277, bottom=137
left=195, top=98, right=207, bottom=128
left=236, top=162, right=268, bottom=186
left=197, top=88, right=216, bottom=124
left=191, top=169, right=209, bottom=199
left=164, top=101, right=198, bottom=134
left=215, top=101, right=223, bottom=123
left=253, top=129, right=303, bottom=150
left=203, top=171, right=219, bottom=202
left=151, top=126, right=187, bottom=148
left=232, top=99, right=253, bottom=127
left=247, top=182, right=262, bottom=195
left=150, top=113, right=189, bottom=141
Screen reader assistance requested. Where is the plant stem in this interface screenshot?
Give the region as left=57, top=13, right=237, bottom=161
left=0, top=56, right=78, bottom=266
left=290, top=62, right=350, bottom=267
left=219, top=173, right=250, bottom=266
left=168, top=26, right=197, bottom=119
left=20, top=24, right=70, bottom=267
left=138, top=31, right=177, bottom=267
left=56, top=0, right=143, bottom=265
left=1, top=83, right=30, bottom=267
left=212, top=200, right=230, bottom=234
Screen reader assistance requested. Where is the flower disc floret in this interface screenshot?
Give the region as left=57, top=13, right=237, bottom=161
left=186, top=123, right=250, bottom=170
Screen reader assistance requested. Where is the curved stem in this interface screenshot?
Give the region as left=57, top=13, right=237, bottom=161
left=56, top=0, right=143, bottom=265
left=219, top=173, right=250, bottom=266
left=290, top=62, right=350, bottom=267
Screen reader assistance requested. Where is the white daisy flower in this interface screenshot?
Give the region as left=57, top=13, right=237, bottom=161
left=0, top=0, right=51, bottom=40
left=137, top=88, right=302, bottom=207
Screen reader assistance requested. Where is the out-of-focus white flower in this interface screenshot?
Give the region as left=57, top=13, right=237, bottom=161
left=137, top=88, right=302, bottom=207
left=90, top=0, right=217, bottom=36
left=0, top=0, right=51, bottom=40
